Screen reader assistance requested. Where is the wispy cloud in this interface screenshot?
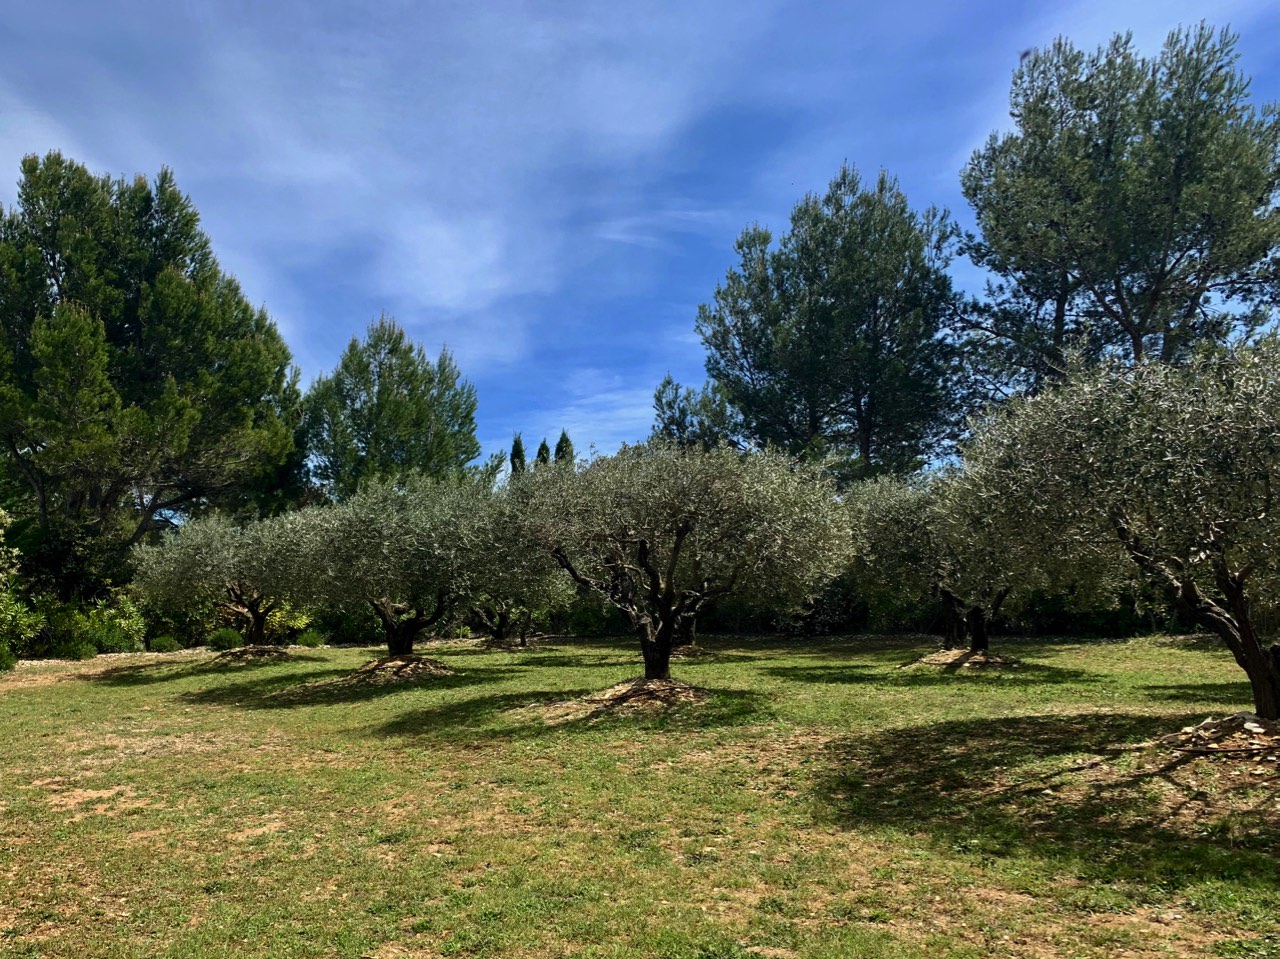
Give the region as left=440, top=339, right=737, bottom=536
left=2, top=0, right=1276, bottom=456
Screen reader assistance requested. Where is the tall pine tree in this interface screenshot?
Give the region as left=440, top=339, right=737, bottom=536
left=302, top=315, right=480, bottom=499
left=0, top=152, right=297, bottom=596
left=695, top=165, right=963, bottom=479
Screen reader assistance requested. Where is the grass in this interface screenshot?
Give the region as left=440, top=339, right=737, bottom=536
left=0, top=633, right=1277, bottom=959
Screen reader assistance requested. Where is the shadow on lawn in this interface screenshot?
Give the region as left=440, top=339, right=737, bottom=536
left=1139, top=681, right=1254, bottom=706
left=175, top=664, right=521, bottom=709
left=814, top=711, right=1280, bottom=890
left=86, top=652, right=332, bottom=687
left=370, top=685, right=773, bottom=742
left=763, top=661, right=1095, bottom=687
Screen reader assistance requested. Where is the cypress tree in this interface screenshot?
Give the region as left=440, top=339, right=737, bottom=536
left=554, top=430, right=575, bottom=466
left=510, top=434, right=527, bottom=476
left=535, top=439, right=552, bottom=468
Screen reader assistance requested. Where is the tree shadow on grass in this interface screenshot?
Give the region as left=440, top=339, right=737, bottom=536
left=85, top=653, right=333, bottom=687
left=369, top=685, right=774, bottom=743
left=174, top=664, right=521, bottom=710
left=814, top=711, right=1280, bottom=891
left=1139, top=681, right=1255, bottom=707
left=764, top=662, right=1095, bottom=688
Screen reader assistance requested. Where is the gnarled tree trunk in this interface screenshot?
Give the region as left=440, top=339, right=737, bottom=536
left=370, top=595, right=448, bottom=658
left=639, top=618, right=675, bottom=681
left=939, top=588, right=966, bottom=650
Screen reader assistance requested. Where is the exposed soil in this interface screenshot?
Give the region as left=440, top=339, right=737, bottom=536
left=1158, top=712, right=1280, bottom=756
left=213, top=645, right=291, bottom=663
left=670, top=644, right=714, bottom=659
left=348, top=655, right=455, bottom=684
left=536, top=677, right=710, bottom=724
left=910, top=648, right=1022, bottom=668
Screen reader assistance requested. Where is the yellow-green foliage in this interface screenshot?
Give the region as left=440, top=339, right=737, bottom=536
left=265, top=603, right=311, bottom=644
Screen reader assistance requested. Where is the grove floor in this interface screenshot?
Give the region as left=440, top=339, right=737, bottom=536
left=1, top=634, right=1277, bottom=959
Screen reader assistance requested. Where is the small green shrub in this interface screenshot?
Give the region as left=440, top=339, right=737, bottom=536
left=265, top=603, right=312, bottom=644
left=208, top=627, right=244, bottom=651
left=85, top=595, right=146, bottom=653
left=294, top=629, right=327, bottom=648
left=0, top=588, right=42, bottom=667
left=50, top=636, right=97, bottom=660
left=149, top=635, right=182, bottom=653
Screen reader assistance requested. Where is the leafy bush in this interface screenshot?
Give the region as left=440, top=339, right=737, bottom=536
left=294, top=629, right=327, bottom=648
left=38, top=599, right=91, bottom=658
left=79, top=595, right=147, bottom=654
left=49, top=635, right=97, bottom=660
left=208, top=627, right=244, bottom=651
left=265, top=603, right=312, bottom=644
left=148, top=635, right=182, bottom=653
left=0, top=589, right=42, bottom=668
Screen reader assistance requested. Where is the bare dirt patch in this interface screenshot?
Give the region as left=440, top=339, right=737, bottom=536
left=350, top=655, right=455, bottom=683
left=670, top=644, right=714, bottom=659
left=1158, top=712, right=1280, bottom=756
left=214, top=645, right=292, bottom=664
left=535, top=678, right=710, bottom=724
left=909, top=649, right=1022, bottom=668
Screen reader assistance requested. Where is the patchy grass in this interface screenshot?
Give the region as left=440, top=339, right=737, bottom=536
left=0, top=633, right=1276, bottom=958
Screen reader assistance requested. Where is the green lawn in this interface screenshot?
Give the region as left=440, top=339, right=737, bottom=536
left=1, top=634, right=1277, bottom=959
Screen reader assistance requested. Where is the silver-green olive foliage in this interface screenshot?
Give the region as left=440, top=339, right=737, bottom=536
left=526, top=441, right=850, bottom=680
left=963, top=25, right=1280, bottom=378
left=290, top=475, right=489, bottom=655
left=132, top=513, right=296, bottom=645
left=961, top=342, right=1280, bottom=718
left=467, top=483, right=575, bottom=643
left=845, top=474, right=1036, bottom=650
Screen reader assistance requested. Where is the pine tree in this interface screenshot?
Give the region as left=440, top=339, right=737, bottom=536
left=696, top=164, right=963, bottom=478
left=534, top=439, right=552, bottom=468
left=302, top=315, right=480, bottom=499
left=0, top=152, right=297, bottom=596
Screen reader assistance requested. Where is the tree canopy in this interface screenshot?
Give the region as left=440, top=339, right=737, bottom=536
left=959, top=341, right=1280, bottom=718
left=525, top=441, right=850, bottom=680
left=695, top=165, right=963, bottom=478
left=0, top=152, right=297, bottom=595
left=963, top=24, right=1280, bottom=381
left=132, top=512, right=297, bottom=646
left=287, top=475, right=488, bottom=655
left=302, top=315, right=479, bottom=499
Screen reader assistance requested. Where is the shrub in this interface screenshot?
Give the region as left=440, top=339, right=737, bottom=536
left=50, top=635, right=97, bottom=660
left=87, top=595, right=146, bottom=653
left=0, top=589, right=42, bottom=668
left=294, top=629, right=327, bottom=648
left=265, top=604, right=312, bottom=644
left=149, top=635, right=182, bottom=653
left=208, top=627, right=245, bottom=651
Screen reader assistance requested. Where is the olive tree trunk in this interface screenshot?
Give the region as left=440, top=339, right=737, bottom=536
left=639, top=618, right=676, bottom=680
left=370, top=596, right=447, bottom=658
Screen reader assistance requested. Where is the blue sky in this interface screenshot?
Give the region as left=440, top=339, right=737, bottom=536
left=2, top=0, right=1278, bottom=459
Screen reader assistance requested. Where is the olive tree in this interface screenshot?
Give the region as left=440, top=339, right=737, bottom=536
left=961, top=343, right=1280, bottom=718
left=526, top=441, right=850, bottom=681
left=133, top=513, right=296, bottom=645
left=845, top=475, right=1027, bottom=651
left=467, top=483, right=574, bottom=645
left=289, top=476, right=487, bottom=656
